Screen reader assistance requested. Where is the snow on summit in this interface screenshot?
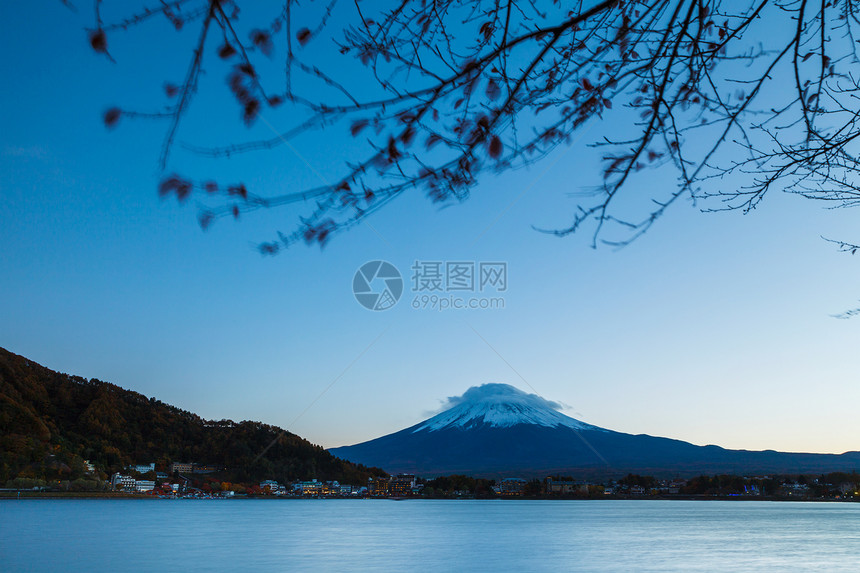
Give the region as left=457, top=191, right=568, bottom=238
left=414, top=383, right=602, bottom=432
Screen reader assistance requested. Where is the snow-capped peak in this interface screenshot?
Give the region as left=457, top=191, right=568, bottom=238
left=413, top=383, right=601, bottom=432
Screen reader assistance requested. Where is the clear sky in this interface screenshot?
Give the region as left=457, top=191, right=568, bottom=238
left=2, top=1, right=859, bottom=456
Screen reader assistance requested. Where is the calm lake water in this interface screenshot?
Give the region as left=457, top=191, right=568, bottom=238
left=1, top=499, right=858, bottom=571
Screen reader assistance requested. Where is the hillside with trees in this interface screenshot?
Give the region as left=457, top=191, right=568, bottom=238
left=0, top=347, right=385, bottom=487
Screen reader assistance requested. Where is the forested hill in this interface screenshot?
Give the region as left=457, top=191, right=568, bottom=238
left=0, top=347, right=385, bottom=485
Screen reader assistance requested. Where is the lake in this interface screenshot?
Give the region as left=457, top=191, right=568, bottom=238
left=1, top=499, right=858, bottom=571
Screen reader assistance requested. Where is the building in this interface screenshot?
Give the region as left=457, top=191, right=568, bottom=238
left=389, top=474, right=416, bottom=497
left=110, top=473, right=136, bottom=491
left=83, top=460, right=96, bottom=473
left=170, top=462, right=193, bottom=474
left=500, top=478, right=527, bottom=496
left=192, top=465, right=222, bottom=474
left=125, top=462, right=155, bottom=474
left=549, top=481, right=589, bottom=495
left=742, top=484, right=760, bottom=496
left=545, top=478, right=581, bottom=495
left=321, top=481, right=341, bottom=496
left=368, top=477, right=389, bottom=497
left=135, top=480, right=155, bottom=493
left=260, top=480, right=281, bottom=493
left=129, top=463, right=155, bottom=474
left=294, top=480, right=322, bottom=496
left=668, top=480, right=687, bottom=495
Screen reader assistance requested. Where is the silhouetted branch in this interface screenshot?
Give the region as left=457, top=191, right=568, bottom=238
left=87, top=0, right=860, bottom=254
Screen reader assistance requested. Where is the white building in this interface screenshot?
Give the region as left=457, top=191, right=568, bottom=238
left=134, top=480, right=155, bottom=493
left=111, top=473, right=136, bottom=491
left=170, top=462, right=193, bottom=474
left=295, top=480, right=322, bottom=495
left=130, top=463, right=155, bottom=474
left=260, top=480, right=281, bottom=492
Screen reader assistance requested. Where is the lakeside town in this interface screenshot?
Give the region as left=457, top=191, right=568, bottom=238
left=4, top=460, right=859, bottom=501
left=5, top=349, right=858, bottom=504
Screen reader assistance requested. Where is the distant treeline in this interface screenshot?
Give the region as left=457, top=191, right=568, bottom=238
left=414, top=472, right=860, bottom=499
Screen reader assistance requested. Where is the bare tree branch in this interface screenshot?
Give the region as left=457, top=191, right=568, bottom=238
left=87, top=0, right=860, bottom=255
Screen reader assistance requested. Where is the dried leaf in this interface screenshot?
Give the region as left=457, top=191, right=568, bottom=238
left=479, top=22, right=494, bottom=42
left=242, top=99, right=260, bottom=125
left=218, top=43, right=237, bottom=59
left=350, top=119, right=369, bottom=137
left=228, top=183, right=248, bottom=199
left=259, top=243, right=280, bottom=255
left=426, top=133, right=442, bottom=149
left=250, top=29, right=274, bottom=57
left=488, top=135, right=502, bottom=159
left=199, top=212, right=214, bottom=230
left=387, top=137, right=401, bottom=161
left=89, top=29, right=107, bottom=53
left=159, top=175, right=192, bottom=202
left=103, top=107, right=121, bottom=129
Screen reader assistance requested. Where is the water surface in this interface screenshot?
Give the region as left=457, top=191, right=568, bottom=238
left=1, top=499, right=858, bottom=571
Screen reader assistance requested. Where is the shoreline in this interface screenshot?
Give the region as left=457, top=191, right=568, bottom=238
left=2, top=491, right=857, bottom=503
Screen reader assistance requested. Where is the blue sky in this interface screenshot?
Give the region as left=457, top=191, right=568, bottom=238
left=2, top=1, right=859, bottom=455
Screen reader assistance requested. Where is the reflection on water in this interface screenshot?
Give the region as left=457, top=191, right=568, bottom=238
left=1, top=499, right=858, bottom=572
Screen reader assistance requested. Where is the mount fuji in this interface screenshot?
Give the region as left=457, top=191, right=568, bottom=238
left=328, top=384, right=860, bottom=478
